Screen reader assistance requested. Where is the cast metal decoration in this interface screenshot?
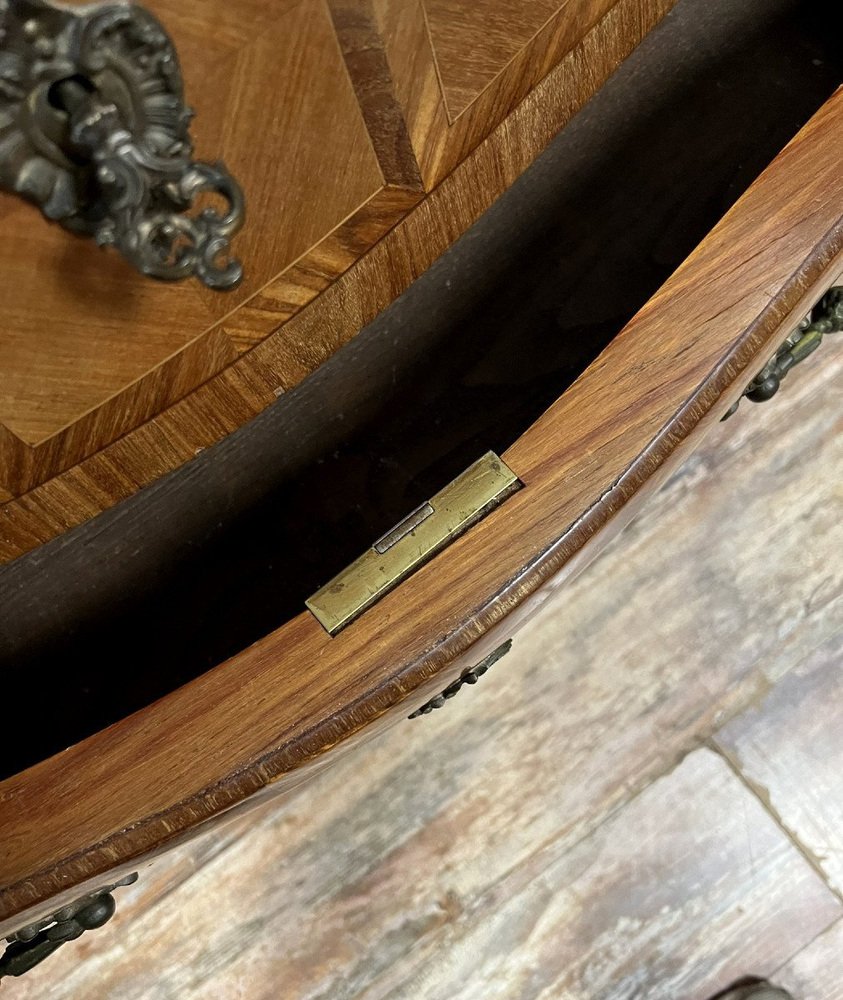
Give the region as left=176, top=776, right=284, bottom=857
left=723, top=285, right=842, bottom=419
left=0, top=873, right=138, bottom=979
left=408, top=640, right=513, bottom=719
left=0, top=0, right=245, bottom=289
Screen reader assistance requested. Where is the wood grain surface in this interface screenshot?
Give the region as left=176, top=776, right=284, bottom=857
left=0, top=0, right=388, bottom=491
left=1, top=77, right=841, bottom=932
left=3, top=0, right=838, bottom=782
left=373, top=0, right=649, bottom=186
left=0, top=0, right=674, bottom=544
left=3, top=341, right=841, bottom=998
left=416, top=0, right=562, bottom=119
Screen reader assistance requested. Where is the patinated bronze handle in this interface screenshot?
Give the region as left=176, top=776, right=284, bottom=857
left=0, top=0, right=245, bottom=289
left=0, top=873, right=138, bottom=979
left=723, top=285, right=842, bottom=419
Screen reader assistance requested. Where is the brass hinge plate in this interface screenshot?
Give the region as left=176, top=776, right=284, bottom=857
left=306, top=452, right=521, bottom=635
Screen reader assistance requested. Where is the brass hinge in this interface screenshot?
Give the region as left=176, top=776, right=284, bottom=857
left=306, top=452, right=521, bottom=635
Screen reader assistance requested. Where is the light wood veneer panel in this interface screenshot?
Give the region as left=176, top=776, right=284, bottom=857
left=374, top=0, right=647, bottom=186
left=186, top=1, right=385, bottom=322
left=423, top=0, right=562, bottom=120
left=0, top=193, right=214, bottom=447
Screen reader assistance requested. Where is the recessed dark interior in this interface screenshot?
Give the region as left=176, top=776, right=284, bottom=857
left=1, top=0, right=841, bottom=779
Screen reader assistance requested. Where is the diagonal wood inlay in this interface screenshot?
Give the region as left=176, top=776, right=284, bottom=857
left=422, top=0, right=562, bottom=120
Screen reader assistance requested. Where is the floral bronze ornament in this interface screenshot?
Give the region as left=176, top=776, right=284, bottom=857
left=0, top=873, right=138, bottom=979
left=0, top=0, right=245, bottom=289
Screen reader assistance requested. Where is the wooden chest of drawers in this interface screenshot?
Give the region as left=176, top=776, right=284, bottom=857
left=0, top=0, right=841, bottom=981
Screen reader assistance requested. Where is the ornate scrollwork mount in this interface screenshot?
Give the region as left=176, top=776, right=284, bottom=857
left=0, top=0, right=245, bottom=289
left=0, top=873, right=138, bottom=979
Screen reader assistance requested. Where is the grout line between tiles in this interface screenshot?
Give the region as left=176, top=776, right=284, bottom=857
left=707, top=738, right=843, bottom=909
left=770, top=912, right=843, bottom=979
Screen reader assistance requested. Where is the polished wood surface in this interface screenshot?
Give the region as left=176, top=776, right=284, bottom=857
left=0, top=0, right=387, bottom=492
left=0, top=0, right=674, bottom=545
left=422, top=0, right=562, bottom=119
left=6, top=347, right=841, bottom=996
left=1, top=80, right=841, bottom=932
left=373, top=0, right=638, bottom=185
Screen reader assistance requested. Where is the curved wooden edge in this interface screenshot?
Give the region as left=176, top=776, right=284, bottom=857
left=0, top=0, right=674, bottom=563
left=1, top=89, right=841, bottom=932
